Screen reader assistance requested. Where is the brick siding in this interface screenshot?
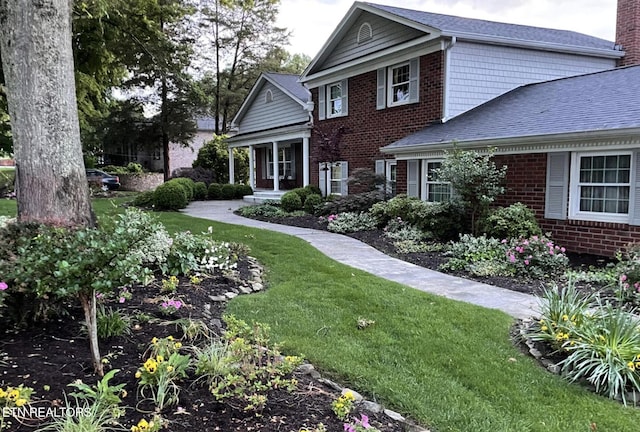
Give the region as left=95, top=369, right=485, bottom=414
left=617, top=0, right=640, bottom=66
left=310, top=52, right=445, bottom=188
left=494, top=153, right=640, bottom=256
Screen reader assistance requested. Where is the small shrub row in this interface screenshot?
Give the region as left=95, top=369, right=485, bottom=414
left=207, top=183, right=252, bottom=200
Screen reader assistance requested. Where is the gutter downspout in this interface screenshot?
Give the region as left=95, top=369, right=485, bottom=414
left=442, top=36, right=457, bottom=123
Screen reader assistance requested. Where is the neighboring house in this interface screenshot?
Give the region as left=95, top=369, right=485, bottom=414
left=228, top=0, right=640, bottom=255
left=226, top=73, right=313, bottom=192
left=168, top=117, right=215, bottom=176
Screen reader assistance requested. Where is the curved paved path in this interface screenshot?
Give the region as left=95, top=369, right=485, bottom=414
left=182, top=201, right=539, bottom=320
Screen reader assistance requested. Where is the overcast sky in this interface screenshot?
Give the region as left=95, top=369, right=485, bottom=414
left=276, top=0, right=619, bottom=58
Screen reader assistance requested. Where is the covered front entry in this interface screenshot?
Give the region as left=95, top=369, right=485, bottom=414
left=226, top=125, right=312, bottom=192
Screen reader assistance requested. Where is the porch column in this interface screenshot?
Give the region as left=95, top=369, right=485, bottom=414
left=228, top=147, right=235, bottom=184
left=272, top=141, right=280, bottom=191
left=248, top=145, right=255, bottom=189
left=302, top=136, right=310, bottom=187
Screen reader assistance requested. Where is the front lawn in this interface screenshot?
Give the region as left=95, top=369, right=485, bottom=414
left=1, top=199, right=639, bottom=431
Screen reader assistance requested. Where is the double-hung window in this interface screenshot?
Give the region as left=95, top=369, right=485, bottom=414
left=267, top=147, right=293, bottom=179
left=318, top=80, right=348, bottom=120
left=570, top=152, right=631, bottom=222
left=425, top=161, right=451, bottom=203
left=377, top=58, right=419, bottom=109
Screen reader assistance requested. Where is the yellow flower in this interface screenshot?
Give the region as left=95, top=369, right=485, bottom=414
left=135, top=371, right=142, bottom=379
left=144, top=358, right=158, bottom=374
left=137, top=419, right=149, bottom=431
left=166, top=366, right=174, bottom=373
left=562, top=314, right=569, bottom=321
left=629, top=361, right=636, bottom=371
left=151, top=337, right=158, bottom=345
left=541, top=326, right=548, bottom=331
left=156, top=355, right=164, bottom=363
left=174, top=342, right=183, bottom=349
left=635, top=361, right=640, bottom=369
left=0, top=388, right=6, bottom=399
left=15, top=398, right=27, bottom=407
left=7, top=389, right=20, bottom=401
left=167, top=335, right=174, bottom=341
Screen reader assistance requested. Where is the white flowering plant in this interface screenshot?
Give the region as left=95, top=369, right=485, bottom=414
left=162, top=227, right=239, bottom=276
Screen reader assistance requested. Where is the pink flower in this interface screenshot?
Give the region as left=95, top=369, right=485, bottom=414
left=343, top=424, right=355, bottom=432
left=523, top=240, right=529, bottom=246
left=0, top=281, right=7, bottom=291
left=119, top=297, right=126, bottom=303
left=560, top=247, right=566, bottom=253
left=501, top=239, right=507, bottom=244
left=549, top=249, right=554, bottom=255
left=621, top=274, right=628, bottom=282
left=524, top=260, right=530, bottom=265
left=358, top=414, right=370, bottom=428
left=508, top=254, right=516, bottom=263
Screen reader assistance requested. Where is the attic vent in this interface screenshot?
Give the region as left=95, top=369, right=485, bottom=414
left=357, top=22, right=372, bottom=44
left=265, top=89, right=273, bottom=103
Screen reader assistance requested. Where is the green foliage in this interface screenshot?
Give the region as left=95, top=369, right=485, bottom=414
left=193, top=136, right=249, bottom=183
left=103, top=163, right=145, bottom=175
left=132, top=191, right=156, bottom=208
left=316, top=190, right=385, bottom=216
left=482, top=203, right=542, bottom=240
left=96, top=306, right=130, bottom=339
left=331, top=391, right=356, bottom=421
left=154, top=182, right=188, bottom=211
left=442, top=234, right=512, bottom=277
left=280, top=191, right=303, bottom=212
left=207, top=183, right=223, bottom=200
left=304, top=194, right=323, bottom=214
left=161, top=229, right=238, bottom=276
left=327, top=212, right=378, bottom=234
left=528, top=285, right=640, bottom=404
left=233, top=184, right=252, bottom=199
left=436, top=148, right=507, bottom=234
left=194, top=316, right=301, bottom=412
left=168, top=177, right=195, bottom=201
left=304, top=184, right=322, bottom=196
left=220, top=184, right=235, bottom=200
left=194, top=182, right=208, bottom=200
left=67, top=368, right=126, bottom=415
left=0, top=169, right=14, bottom=196
left=289, top=187, right=310, bottom=204
left=383, top=218, right=425, bottom=243
left=505, top=235, right=569, bottom=279
left=236, top=203, right=284, bottom=218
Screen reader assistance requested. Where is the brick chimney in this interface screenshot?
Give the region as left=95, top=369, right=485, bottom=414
left=617, top=0, right=640, bottom=66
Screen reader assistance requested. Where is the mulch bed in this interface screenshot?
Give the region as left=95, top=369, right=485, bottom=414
left=0, top=257, right=413, bottom=431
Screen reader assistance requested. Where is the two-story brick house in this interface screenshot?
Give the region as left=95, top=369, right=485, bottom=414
left=228, top=0, right=640, bottom=255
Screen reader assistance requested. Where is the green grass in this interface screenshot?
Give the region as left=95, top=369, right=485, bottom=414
left=2, top=200, right=640, bottom=431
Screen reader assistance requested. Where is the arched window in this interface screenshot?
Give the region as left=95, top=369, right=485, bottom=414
left=265, top=89, right=273, bottom=103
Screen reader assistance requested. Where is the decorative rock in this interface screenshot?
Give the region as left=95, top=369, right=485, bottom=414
left=546, top=363, right=561, bottom=374
left=318, top=378, right=342, bottom=392
left=529, top=348, right=542, bottom=359
left=239, top=286, right=253, bottom=295
left=296, top=363, right=316, bottom=375
left=383, top=408, right=405, bottom=422
left=360, top=400, right=383, bottom=413
left=224, top=292, right=238, bottom=299
left=310, top=370, right=321, bottom=380
left=252, top=283, right=264, bottom=292
left=209, top=318, right=222, bottom=329
left=208, top=295, right=227, bottom=302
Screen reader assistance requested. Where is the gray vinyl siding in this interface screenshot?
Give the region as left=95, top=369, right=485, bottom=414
left=319, top=12, right=424, bottom=70
left=446, top=42, right=616, bottom=119
left=239, top=82, right=308, bottom=134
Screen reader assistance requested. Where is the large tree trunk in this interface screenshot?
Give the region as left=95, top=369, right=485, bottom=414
left=0, top=0, right=94, bottom=227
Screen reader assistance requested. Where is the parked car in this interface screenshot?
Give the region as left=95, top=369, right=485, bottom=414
left=86, top=169, right=120, bottom=190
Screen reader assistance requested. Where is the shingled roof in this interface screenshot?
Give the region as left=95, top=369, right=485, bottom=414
left=366, top=2, right=618, bottom=52
left=263, top=72, right=310, bottom=104
left=383, top=65, right=640, bottom=151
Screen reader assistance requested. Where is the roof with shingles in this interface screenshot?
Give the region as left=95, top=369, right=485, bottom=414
left=263, top=72, right=310, bottom=103
left=366, top=2, right=618, bottom=51
left=384, top=65, right=640, bottom=150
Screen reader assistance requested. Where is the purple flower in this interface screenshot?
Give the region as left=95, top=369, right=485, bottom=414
left=343, top=424, right=355, bottom=432
left=508, top=254, right=516, bottom=263
left=358, top=414, right=370, bottom=428
left=0, top=281, right=7, bottom=291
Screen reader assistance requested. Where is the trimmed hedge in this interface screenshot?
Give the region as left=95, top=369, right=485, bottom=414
left=169, top=177, right=195, bottom=201
left=194, top=182, right=208, bottom=200
left=153, top=181, right=188, bottom=210
left=304, top=194, right=323, bottom=214
left=220, top=184, right=235, bottom=200
left=208, top=183, right=223, bottom=200
left=281, top=191, right=303, bottom=212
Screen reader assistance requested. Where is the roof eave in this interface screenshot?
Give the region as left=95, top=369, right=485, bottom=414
left=442, top=31, right=625, bottom=59
left=381, top=127, right=640, bottom=155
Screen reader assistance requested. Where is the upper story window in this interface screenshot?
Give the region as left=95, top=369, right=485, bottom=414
left=377, top=58, right=419, bottom=110
left=389, top=63, right=410, bottom=105
left=328, top=83, right=343, bottom=117
left=265, top=89, right=273, bottom=103
left=318, top=79, right=348, bottom=120
left=569, top=152, right=631, bottom=223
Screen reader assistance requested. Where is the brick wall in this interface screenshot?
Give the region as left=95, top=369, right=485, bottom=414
left=494, top=153, right=640, bottom=257
left=310, top=52, right=445, bottom=187
left=617, top=0, right=640, bottom=66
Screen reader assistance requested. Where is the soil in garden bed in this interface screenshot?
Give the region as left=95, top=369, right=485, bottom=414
left=0, top=257, right=413, bottom=432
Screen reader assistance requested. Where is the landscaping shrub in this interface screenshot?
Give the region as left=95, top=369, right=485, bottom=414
left=239, top=184, right=253, bottom=197
left=442, top=234, right=512, bottom=277
left=233, top=184, right=251, bottom=199
left=482, top=202, right=542, bottom=240
left=326, top=212, right=378, bottom=234
left=169, top=177, right=195, bottom=201
left=208, top=183, right=223, bottom=200
left=132, top=191, right=156, bottom=208
left=154, top=181, right=188, bottom=210
left=0, top=169, right=14, bottom=196
left=194, top=182, right=208, bottom=200
left=171, top=166, right=215, bottom=186
left=304, top=194, right=323, bottom=214
left=526, top=284, right=640, bottom=405
left=383, top=218, right=425, bottom=242
left=220, top=184, right=235, bottom=200
left=280, top=191, right=303, bottom=212
left=237, top=203, right=284, bottom=218
left=303, top=184, right=322, bottom=196
left=162, top=229, right=238, bottom=276
left=289, top=187, right=310, bottom=204
left=505, top=235, right=569, bottom=278
left=316, top=190, right=385, bottom=216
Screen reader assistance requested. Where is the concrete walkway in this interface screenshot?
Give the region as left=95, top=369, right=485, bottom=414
left=182, top=200, right=540, bottom=320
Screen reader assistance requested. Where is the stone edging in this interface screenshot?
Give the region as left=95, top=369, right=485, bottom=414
left=206, top=256, right=430, bottom=432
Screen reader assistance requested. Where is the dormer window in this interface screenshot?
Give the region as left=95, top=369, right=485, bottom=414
left=357, top=22, right=372, bottom=44
left=265, top=89, right=273, bottom=103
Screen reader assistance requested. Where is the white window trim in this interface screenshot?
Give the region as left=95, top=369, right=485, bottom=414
left=266, top=147, right=294, bottom=180
left=387, top=62, right=411, bottom=107
left=568, top=150, right=632, bottom=224
left=423, top=159, right=451, bottom=203
left=327, top=82, right=343, bottom=118
left=386, top=160, right=397, bottom=196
